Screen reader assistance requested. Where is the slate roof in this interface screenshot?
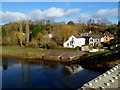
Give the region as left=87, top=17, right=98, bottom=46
left=89, top=35, right=103, bottom=39
left=104, top=32, right=114, bottom=37
left=80, top=30, right=91, bottom=33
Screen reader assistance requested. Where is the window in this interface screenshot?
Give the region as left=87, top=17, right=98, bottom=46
left=91, top=43, right=94, bottom=46
left=67, top=43, right=69, bottom=46
left=90, top=39, right=93, bottom=42
left=70, top=38, right=74, bottom=45
left=96, top=39, right=99, bottom=42
left=70, top=41, right=73, bottom=45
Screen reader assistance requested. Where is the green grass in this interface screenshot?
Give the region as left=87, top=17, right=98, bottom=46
left=89, top=51, right=106, bottom=55
left=2, top=46, right=48, bottom=53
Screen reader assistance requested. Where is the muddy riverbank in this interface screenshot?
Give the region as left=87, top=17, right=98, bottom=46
left=1, top=46, right=85, bottom=62
left=1, top=46, right=120, bottom=69
left=76, top=52, right=120, bottom=69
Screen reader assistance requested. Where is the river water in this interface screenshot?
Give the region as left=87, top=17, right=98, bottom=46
left=2, top=57, right=102, bottom=89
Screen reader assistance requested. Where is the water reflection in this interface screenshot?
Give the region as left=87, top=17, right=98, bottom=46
left=2, top=57, right=8, bottom=70
left=63, top=65, right=83, bottom=75
left=21, top=60, right=25, bottom=81
left=2, top=57, right=102, bottom=88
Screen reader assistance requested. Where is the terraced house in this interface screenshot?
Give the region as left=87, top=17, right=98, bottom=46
left=88, top=35, right=104, bottom=47
left=63, top=30, right=105, bottom=48
left=103, top=32, right=114, bottom=43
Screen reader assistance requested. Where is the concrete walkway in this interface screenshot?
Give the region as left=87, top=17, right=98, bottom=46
left=42, top=51, right=85, bottom=62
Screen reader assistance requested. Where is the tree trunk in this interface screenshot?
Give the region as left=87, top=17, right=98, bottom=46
left=19, top=19, right=23, bottom=46
left=26, top=17, right=30, bottom=43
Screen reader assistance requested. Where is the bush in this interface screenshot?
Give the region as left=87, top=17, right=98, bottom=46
left=103, top=42, right=110, bottom=47
left=2, top=37, right=9, bottom=46
left=28, top=39, right=39, bottom=48
left=75, top=46, right=80, bottom=51
left=110, top=46, right=116, bottom=51
left=48, top=40, right=57, bottom=49
left=2, top=35, right=19, bottom=46
left=90, top=46, right=95, bottom=49
left=1, top=27, right=7, bottom=38
left=98, top=43, right=103, bottom=49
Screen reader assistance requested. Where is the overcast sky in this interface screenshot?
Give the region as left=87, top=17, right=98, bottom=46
left=1, top=2, right=118, bottom=24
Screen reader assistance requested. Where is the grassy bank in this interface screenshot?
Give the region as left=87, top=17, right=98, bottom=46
left=1, top=46, right=84, bottom=62
left=77, top=51, right=120, bottom=70
left=1, top=46, right=49, bottom=59
left=89, top=51, right=106, bottom=55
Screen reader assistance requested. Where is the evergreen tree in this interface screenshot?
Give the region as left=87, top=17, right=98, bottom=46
left=31, top=27, right=42, bottom=38
left=1, top=27, right=7, bottom=37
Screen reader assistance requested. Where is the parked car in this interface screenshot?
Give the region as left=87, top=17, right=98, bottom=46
left=89, top=49, right=99, bottom=52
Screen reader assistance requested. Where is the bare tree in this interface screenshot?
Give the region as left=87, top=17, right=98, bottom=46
left=87, top=19, right=95, bottom=25
left=19, top=18, right=23, bottom=46
left=26, top=17, right=30, bottom=43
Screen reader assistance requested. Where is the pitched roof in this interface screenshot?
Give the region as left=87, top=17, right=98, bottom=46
left=89, top=35, right=102, bottom=39
left=104, top=32, right=114, bottom=37
left=74, top=35, right=82, bottom=38
left=80, top=30, right=91, bottom=33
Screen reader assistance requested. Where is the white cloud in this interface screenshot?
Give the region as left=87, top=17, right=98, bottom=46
left=29, top=7, right=80, bottom=20
left=1, top=11, right=27, bottom=23
left=77, top=13, right=90, bottom=23
left=93, top=8, right=118, bottom=18
left=79, top=13, right=90, bottom=18
left=1, top=7, right=80, bottom=23
left=64, top=8, right=80, bottom=17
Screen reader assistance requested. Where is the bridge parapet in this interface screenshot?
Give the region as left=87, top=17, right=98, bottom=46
left=80, top=64, right=120, bottom=89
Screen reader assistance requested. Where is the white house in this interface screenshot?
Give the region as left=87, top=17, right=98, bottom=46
left=89, top=35, right=104, bottom=46
left=63, top=35, right=85, bottom=48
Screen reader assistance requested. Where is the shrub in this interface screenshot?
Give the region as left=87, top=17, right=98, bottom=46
left=1, top=27, right=7, bottom=38
left=2, top=35, right=19, bottom=46
left=90, top=46, right=94, bottom=49
left=98, top=43, right=103, bottom=49
left=110, top=46, right=116, bottom=51
left=2, top=37, right=9, bottom=46
left=75, top=46, right=80, bottom=51
left=28, top=39, right=39, bottom=48
left=48, top=40, right=57, bottom=49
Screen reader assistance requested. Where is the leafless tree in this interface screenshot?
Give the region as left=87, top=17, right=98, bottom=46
left=19, top=18, right=23, bottom=46
left=26, top=17, right=30, bottom=43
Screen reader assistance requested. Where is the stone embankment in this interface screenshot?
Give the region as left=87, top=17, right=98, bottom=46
left=42, top=51, right=85, bottom=62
